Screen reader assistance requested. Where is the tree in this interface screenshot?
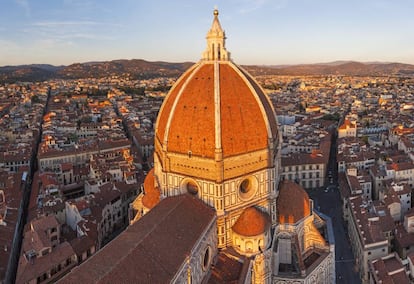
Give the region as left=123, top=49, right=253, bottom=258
left=68, top=133, right=79, bottom=143
left=361, top=136, right=369, bottom=145
left=322, top=112, right=340, bottom=122
left=31, top=94, right=40, bottom=104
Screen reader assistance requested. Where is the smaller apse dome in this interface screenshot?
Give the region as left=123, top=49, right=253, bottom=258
left=232, top=207, right=271, bottom=237
left=277, top=180, right=311, bottom=224
left=142, top=168, right=160, bottom=210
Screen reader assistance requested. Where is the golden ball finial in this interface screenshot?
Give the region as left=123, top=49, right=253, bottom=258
left=214, top=8, right=219, bottom=16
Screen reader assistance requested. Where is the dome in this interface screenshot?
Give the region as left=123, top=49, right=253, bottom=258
left=156, top=62, right=278, bottom=159
left=277, top=180, right=311, bottom=224
left=142, top=168, right=160, bottom=210
left=232, top=207, right=271, bottom=237
left=155, top=10, right=278, bottom=161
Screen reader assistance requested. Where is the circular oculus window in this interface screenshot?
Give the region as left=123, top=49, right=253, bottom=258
left=238, top=177, right=257, bottom=200
left=186, top=180, right=199, bottom=195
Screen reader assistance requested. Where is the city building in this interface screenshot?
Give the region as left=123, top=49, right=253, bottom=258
left=338, top=119, right=357, bottom=139
left=65, top=181, right=139, bottom=250
left=0, top=171, right=23, bottom=280
left=368, top=253, right=410, bottom=283
left=16, top=215, right=78, bottom=284
left=345, top=195, right=394, bottom=282
left=281, top=151, right=327, bottom=189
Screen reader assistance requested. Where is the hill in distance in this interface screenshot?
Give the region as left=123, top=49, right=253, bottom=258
left=244, top=61, right=414, bottom=77
left=1, top=59, right=414, bottom=83
left=0, top=60, right=193, bottom=83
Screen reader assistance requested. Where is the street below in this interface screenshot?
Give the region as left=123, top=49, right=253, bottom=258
left=308, top=186, right=361, bottom=284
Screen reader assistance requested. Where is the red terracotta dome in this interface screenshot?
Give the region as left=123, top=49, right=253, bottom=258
left=142, top=168, right=160, bottom=210
left=155, top=11, right=278, bottom=160
left=156, top=62, right=278, bottom=159
left=232, top=207, right=271, bottom=237
left=277, top=180, right=311, bottom=224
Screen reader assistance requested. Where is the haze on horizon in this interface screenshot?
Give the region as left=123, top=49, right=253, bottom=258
left=1, top=0, right=413, bottom=67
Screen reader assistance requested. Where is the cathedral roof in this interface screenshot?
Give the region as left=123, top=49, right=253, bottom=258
left=59, top=195, right=216, bottom=283
left=232, top=207, right=271, bottom=237
left=277, top=180, right=311, bottom=224
left=155, top=62, right=278, bottom=159
left=142, top=168, right=160, bottom=210
left=155, top=10, right=278, bottom=160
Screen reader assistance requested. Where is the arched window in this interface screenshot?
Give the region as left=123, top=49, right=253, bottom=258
left=202, top=246, right=211, bottom=271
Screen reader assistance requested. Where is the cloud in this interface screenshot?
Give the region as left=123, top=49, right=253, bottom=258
left=33, top=21, right=99, bottom=27
left=55, top=33, right=115, bottom=41
left=63, top=0, right=94, bottom=7
left=32, top=20, right=123, bottom=29
left=237, top=0, right=268, bottom=14
left=0, top=37, right=84, bottom=66
left=236, top=0, right=287, bottom=14
left=22, top=21, right=118, bottom=44
left=15, top=0, right=31, bottom=17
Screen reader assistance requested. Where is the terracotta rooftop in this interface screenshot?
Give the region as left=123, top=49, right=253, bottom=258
left=338, top=151, right=375, bottom=164
left=0, top=172, right=23, bottom=280
left=386, top=161, right=414, bottom=171
left=338, top=119, right=356, bottom=130
left=232, top=206, right=271, bottom=237
left=370, top=255, right=410, bottom=284
left=338, top=172, right=352, bottom=199
left=349, top=196, right=388, bottom=246
left=16, top=241, right=76, bottom=284
left=394, top=224, right=414, bottom=249
left=22, top=215, right=59, bottom=253
left=69, top=235, right=95, bottom=257
left=281, top=151, right=328, bottom=167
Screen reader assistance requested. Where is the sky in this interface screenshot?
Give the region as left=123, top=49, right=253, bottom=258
left=1, top=0, right=414, bottom=66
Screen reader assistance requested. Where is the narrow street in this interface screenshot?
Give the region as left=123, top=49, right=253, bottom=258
left=309, top=187, right=361, bottom=284
left=307, top=130, right=361, bottom=284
